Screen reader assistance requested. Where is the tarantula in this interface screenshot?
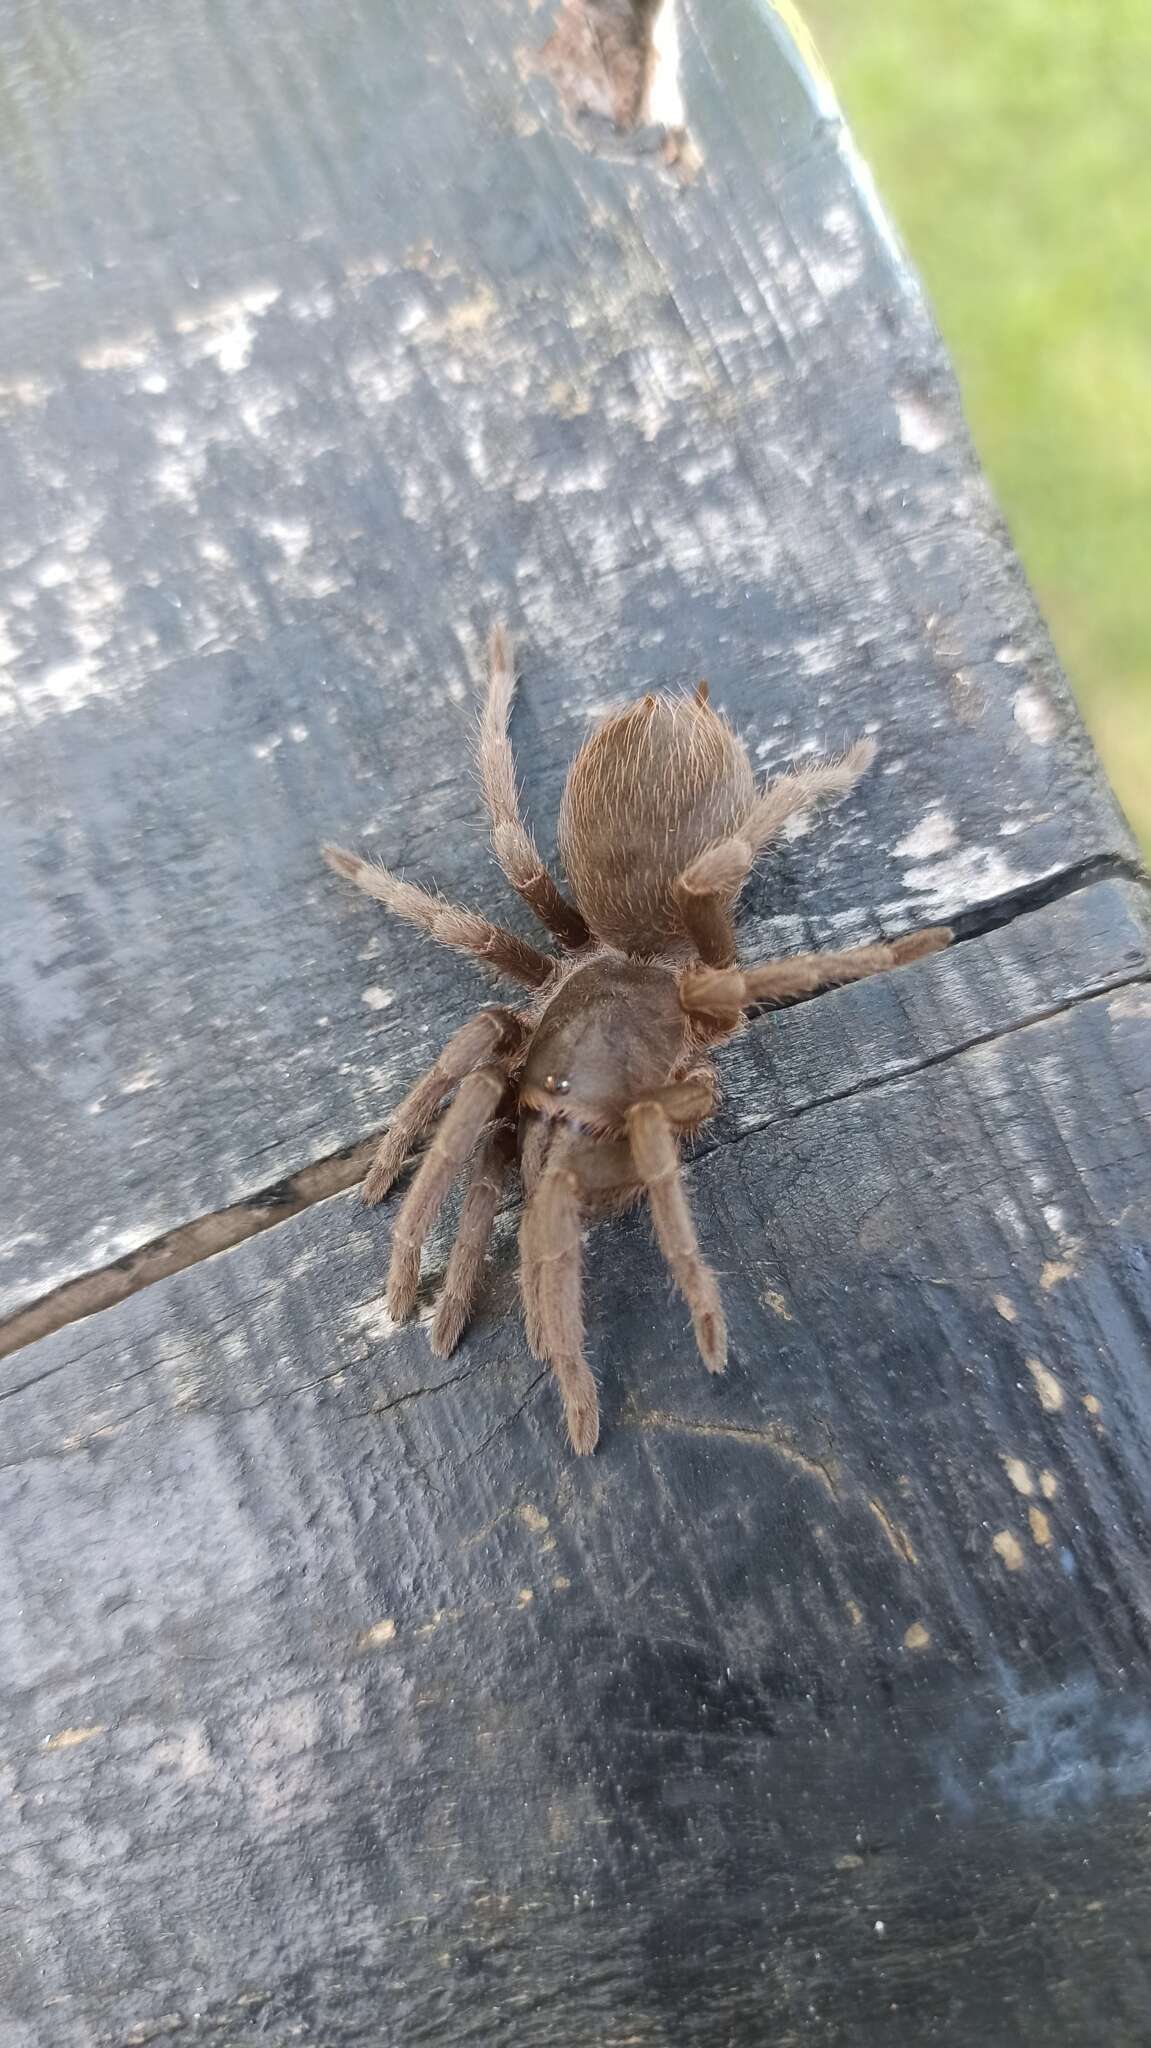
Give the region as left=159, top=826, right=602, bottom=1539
left=324, top=628, right=950, bottom=1453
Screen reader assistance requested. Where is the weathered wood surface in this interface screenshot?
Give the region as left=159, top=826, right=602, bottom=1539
left=0, top=0, right=1134, bottom=1320
left=1, top=1, right=1150, bottom=2044
left=4, top=885, right=1151, bottom=2047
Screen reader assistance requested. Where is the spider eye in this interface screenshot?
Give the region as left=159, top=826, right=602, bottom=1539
left=543, top=1074, right=571, bottom=1095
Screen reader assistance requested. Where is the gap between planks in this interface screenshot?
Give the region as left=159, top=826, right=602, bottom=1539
left=0, top=857, right=1145, bottom=1366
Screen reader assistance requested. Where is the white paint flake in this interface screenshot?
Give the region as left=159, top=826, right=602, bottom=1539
left=1013, top=685, right=1058, bottom=745
left=646, top=0, right=685, bottom=130
left=893, top=807, right=958, bottom=861
left=79, top=336, right=156, bottom=373
left=260, top=517, right=313, bottom=565
left=896, top=396, right=949, bottom=454
left=901, top=845, right=1028, bottom=914
left=0, top=374, right=52, bottom=407
left=175, top=283, right=281, bottom=374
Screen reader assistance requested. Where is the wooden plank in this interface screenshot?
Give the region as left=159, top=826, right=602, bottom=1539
left=0, top=0, right=1135, bottom=1319
left=2, top=884, right=1150, bottom=2045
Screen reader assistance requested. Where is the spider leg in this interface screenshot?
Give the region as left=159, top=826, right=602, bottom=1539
left=517, top=1115, right=552, bottom=1359
left=362, top=1007, right=526, bottom=1206
left=673, top=837, right=752, bottom=967
left=387, top=1065, right=510, bottom=1322
left=520, top=1160, right=599, bottom=1454
left=323, top=846, right=554, bottom=989
left=626, top=1101, right=727, bottom=1374
left=479, top=624, right=591, bottom=950
left=680, top=928, right=952, bottom=1032
left=671, top=743, right=877, bottom=969
left=646, top=1070, right=718, bottom=1127
left=428, top=1106, right=518, bottom=1357
left=745, top=738, right=877, bottom=854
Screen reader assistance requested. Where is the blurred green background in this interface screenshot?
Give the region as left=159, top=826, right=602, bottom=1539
left=801, top=0, right=1151, bottom=851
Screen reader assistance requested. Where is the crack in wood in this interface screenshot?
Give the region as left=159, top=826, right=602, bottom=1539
left=0, top=1137, right=380, bottom=1365
left=620, top=1407, right=842, bottom=1496
left=1, top=864, right=1146, bottom=1371
left=695, top=968, right=1151, bottom=1168
left=865, top=1497, right=919, bottom=1566
left=945, top=854, right=1145, bottom=943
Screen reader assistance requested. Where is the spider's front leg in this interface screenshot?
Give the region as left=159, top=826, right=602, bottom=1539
left=479, top=625, right=591, bottom=950
left=679, top=927, right=952, bottom=1032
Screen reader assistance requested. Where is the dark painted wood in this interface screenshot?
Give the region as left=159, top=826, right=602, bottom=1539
left=2, top=2, right=1150, bottom=2043
left=2, top=887, right=1149, bottom=2046
left=0, top=0, right=1134, bottom=1317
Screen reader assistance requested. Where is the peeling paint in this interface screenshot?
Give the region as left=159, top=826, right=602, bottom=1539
left=1028, top=1506, right=1053, bottom=1548
left=902, top=844, right=1029, bottom=914
left=1002, top=1456, right=1033, bottom=1496
left=415, top=1606, right=465, bottom=1639
left=1013, top=685, right=1058, bottom=746
left=43, top=1724, right=106, bottom=1751
left=893, top=806, right=957, bottom=861
left=343, top=1299, right=402, bottom=1344
left=1026, top=1358, right=1064, bottom=1412
left=896, top=395, right=949, bottom=454
left=174, top=283, right=281, bottom=374
left=992, top=1529, right=1026, bottom=1572
left=356, top=1618, right=396, bottom=1649
left=1040, top=1258, right=1074, bottom=1290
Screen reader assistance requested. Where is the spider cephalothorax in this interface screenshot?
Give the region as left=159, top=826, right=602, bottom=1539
left=325, top=627, right=949, bottom=1453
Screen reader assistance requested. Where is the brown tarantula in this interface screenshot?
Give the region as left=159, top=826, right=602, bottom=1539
left=324, top=628, right=950, bottom=1454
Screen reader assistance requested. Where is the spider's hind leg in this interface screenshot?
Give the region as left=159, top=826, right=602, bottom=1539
left=361, top=1007, right=525, bottom=1206
left=387, top=1064, right=510, bottom=1322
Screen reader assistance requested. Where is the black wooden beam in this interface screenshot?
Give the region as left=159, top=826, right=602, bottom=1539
left=0, top=2, right=1148, bottom=2043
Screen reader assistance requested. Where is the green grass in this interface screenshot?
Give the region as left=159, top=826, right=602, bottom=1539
left=800, top=0, right=1151, bottom=850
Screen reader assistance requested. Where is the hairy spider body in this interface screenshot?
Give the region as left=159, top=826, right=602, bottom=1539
left=324, top=627, right=950, bottom=1453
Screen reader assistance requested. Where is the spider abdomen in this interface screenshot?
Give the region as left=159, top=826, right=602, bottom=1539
left=557, top=694, right=756, bottom=952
